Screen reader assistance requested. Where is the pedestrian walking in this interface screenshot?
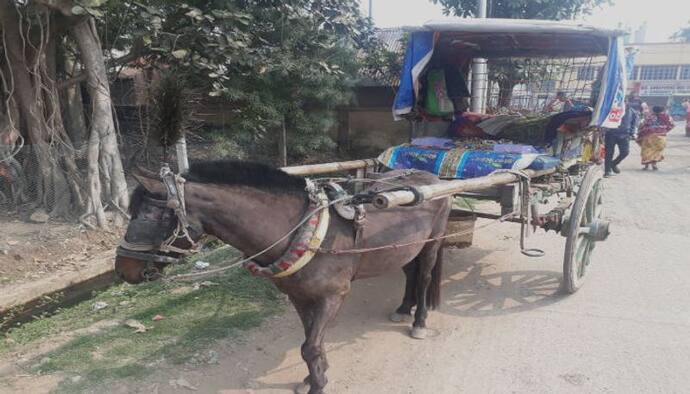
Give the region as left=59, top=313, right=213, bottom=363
left=604, top=99, right=639, bottom=177
left=636, top=106, right=674, bottom=171
left=682, top=98, right=690, bottom=137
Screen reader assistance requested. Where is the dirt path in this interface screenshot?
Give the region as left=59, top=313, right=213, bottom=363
left=6, top=126, right=690, bottom=394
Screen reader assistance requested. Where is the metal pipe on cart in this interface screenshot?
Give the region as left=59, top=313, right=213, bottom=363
left=281, top=158, right=378, bottom=176
left=470, top=0, right=489, bottom=114
left=372, top=168, right=556, bottom=209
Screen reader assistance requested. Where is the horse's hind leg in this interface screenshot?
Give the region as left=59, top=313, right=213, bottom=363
left=289, top=296, right=315, bottom=394
left=410, top=241, right=443, bottom=340
left=292, top=289, right=349, bottom=394
left=390, top=260, right=418, bottom=323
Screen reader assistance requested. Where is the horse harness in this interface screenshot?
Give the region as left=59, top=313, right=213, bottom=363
left=116, top=164, right=206, bottom=267
left=117, top=164, right=373, bottom=279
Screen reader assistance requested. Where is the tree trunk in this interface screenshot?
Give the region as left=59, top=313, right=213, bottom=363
left=0, top=1, right=72, bottom=216
left=60, top=56, right=88, bottom=153
left=44, top=30, right=85, bottom=213
left=71, top=17, right=129, bottom=227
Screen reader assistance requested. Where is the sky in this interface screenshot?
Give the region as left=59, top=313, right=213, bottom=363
left=361, top=0, right=690, bottom=43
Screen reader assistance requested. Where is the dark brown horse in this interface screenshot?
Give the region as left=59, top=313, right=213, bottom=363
left=115, top=160, right=450, bottom=394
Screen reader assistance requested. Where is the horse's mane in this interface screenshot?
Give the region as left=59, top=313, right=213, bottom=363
left=129, top=160, right=305, bottom=215
left=184, top=160, right=306, bottom=192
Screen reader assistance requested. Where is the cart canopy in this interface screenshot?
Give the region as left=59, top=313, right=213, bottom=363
left=393, top=18, right=628, bottom=128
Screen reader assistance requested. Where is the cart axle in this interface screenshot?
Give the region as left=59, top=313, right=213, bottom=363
left=579, top=220, right=610, bottom=242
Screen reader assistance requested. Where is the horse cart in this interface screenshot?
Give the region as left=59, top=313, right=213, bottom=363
left=115, top=19, right=628, bottom=394
left=279, top=19, right=628, bottom=293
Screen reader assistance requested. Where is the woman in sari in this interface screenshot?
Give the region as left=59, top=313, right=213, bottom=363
left=683, top=99, right=690, bottom=137
left=636, top=106, right=674, bottom=170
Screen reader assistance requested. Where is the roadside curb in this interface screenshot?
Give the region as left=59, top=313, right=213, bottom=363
left=0, top=250, right=117, bottom=329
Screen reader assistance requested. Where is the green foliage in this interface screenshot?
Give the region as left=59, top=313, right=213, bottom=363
left=430, top=0, right=609, bottom=19
left=94, top=0, right=382, bottom=162
left=672, top=23, right=690, bottom=42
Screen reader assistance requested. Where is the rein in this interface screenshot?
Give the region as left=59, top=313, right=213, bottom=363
left=142, top=167, right=535, bottom=281
left=165, top=193, right=348, bottom=282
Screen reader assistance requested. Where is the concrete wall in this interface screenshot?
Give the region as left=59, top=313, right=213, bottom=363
left=346, top=109, right=409, bottom=157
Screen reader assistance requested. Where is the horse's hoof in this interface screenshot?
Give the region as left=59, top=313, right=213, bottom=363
left=410, top=326, right=428, bottom=340
left=294, top=382, right=310, bottom=394
left=389, top=312, right=411, bottom=323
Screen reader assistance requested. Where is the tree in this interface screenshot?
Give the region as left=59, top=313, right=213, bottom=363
left=0, top=0, right=128, bottom=228
left=671, top=23, right=690, bottom=42
left=1, top=0, right=381, bottom=227
left=430, top=0, right=609, bottom=109
left=98, top=0, right=382, bottom=163
left=431, top=0, right=607, bottom=19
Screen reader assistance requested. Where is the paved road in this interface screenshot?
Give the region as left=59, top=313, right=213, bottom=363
left=158, top=125, right=690, bottom=394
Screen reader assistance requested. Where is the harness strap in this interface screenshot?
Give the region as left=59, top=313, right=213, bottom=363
left=244, top=187, right=330, bottom=279
left=159, top=164, right=203, bottom=254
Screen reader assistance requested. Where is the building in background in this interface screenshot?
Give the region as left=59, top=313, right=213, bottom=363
left=627, top=42, right=690, bottom=117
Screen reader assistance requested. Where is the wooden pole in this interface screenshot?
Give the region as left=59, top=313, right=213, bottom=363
left=372, top=168, right=556, bottom=209
left=281, top=159, right=378, bottom=176
left=176, top=135, right=190, bottom=173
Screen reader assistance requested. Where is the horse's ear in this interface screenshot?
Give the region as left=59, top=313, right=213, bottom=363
left=132, top=171, right=165, bottom=195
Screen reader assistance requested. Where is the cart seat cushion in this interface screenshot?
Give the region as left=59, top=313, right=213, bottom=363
left=377, top=143, right=558, bottom=179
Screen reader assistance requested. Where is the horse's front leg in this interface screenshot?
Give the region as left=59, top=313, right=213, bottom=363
left=411, top=241, right=442, bottom=339
left=390, top=259, right=418, bottom=323
left=293, top=291, right=349, bottom=394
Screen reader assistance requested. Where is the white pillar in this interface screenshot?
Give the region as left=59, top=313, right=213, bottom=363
left=471, top=0, right=489, bottom=113
left=176, top=135, right=189, bottom=173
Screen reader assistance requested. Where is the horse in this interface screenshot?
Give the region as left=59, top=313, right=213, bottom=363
left=115, top=160, right=451, bottom=394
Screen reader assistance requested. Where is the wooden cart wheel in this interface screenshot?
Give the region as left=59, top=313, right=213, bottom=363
left=562, top=165, right=609, bottom=294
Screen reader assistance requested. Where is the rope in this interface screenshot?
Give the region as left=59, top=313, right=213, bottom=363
left=316, top=211, right=515, bottom=255
left=165, top=169, right=535, bottom=281
left=166, top=212, right=515, bottom=281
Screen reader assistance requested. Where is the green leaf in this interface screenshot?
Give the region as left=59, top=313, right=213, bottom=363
left=185, top=8, right=203, bottom=19
left=171, top=49, right=189, bottom=59
left=71, top=5, right=86, bottom=15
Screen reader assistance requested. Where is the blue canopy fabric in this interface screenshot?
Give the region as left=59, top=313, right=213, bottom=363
left=393, top=31, right=436, bottom=120
left=590, top=36, right=627, bottom=128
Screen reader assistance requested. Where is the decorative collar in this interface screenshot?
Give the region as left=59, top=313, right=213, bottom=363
left=243, top=186, right=330, bottom=278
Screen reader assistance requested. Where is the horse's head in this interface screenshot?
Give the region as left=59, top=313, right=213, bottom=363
left=115, top=171, right=203, bottom=284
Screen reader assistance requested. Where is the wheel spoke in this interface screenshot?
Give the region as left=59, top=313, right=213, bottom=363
left=592, top=182, right=604, bottom=220
left=564, top=167, right=605, bottom=292
left=585, top=182, right=601, bottom=223
left=575, top=236, right=589, bottom=278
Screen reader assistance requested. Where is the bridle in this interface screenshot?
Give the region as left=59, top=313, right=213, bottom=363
left=117, top=164, right=206, bottom=266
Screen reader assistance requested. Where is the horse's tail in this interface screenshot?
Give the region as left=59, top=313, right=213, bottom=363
left=426, top=246, right=443, bottom=310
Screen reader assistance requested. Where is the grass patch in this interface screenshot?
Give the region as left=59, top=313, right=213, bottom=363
left=0, top=246, right=284, bottom=393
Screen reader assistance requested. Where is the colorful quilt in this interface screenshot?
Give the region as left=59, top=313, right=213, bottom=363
left=377, top=144, right=543, bottom=179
